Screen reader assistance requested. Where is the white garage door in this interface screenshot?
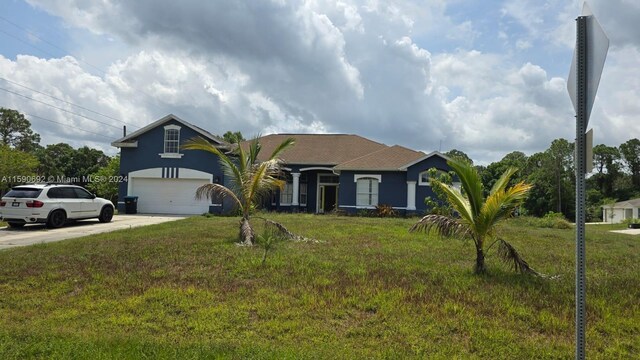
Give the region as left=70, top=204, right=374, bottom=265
left=131, top=178, right=211, bottom=215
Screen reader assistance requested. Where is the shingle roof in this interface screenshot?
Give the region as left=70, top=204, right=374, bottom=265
left=610, top=198, right=640, bottom=208
left=333, top=145, right=425, bottom=171
left=248, top=134, right=388, bottom=165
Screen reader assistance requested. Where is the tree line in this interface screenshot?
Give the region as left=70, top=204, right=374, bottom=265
left=0, top=107, right=119, bottom=201
left=447, top=137, right=640, bottom=222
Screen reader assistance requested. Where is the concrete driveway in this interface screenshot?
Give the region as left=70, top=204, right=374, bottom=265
left=0, top=214, right=187, bottom=250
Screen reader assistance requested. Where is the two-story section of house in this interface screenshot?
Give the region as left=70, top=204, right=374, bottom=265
left=111, top=114, right=228, bottom=215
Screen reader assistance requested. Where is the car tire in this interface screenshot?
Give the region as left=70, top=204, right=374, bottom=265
left=98, top=206, right=114, bottom=223
left=47, top=210, right=67, bottom=228
left=7, top=222, right=25, bottom=229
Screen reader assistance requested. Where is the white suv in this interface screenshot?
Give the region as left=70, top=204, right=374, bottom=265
left=0, top=184, right=114, bottom=229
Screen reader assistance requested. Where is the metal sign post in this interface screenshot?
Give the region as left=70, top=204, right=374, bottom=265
left=567, top=2, right=608, bottom=359
left=574, top=16, right=588, bottom=359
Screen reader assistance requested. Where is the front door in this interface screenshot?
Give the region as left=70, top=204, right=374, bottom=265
left=319, top=185, right=338, bottom=213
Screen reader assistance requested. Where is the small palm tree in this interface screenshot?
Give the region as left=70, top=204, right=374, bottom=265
left=411, top=159, right=538, bottom=275
left=183, top=135, right=294, bottom=245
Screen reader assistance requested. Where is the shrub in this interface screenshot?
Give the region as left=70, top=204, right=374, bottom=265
left=375, top=204, right=398, bottom=218
left=539, top=212, right=573, bottom=229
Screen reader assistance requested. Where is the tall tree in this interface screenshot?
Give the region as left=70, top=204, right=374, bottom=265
left=183, top=135, right=295, bottom=245
left=547, top=139, right=574, bottom=216
left=445, top=149, right=473, bottom=165
left=592, top=144, right=621, bottom=197
left=481, top=151, right=528, bottom=194
left=411, top=159, right=537, bottom=275
left=86, top=155, right=120, bottom=203
left=222, top=131, right=245, bottom=143
left=0, top=108, right=41, bottom=152
left=70, top=146, right=110, bottom=182
left=0, top=144, right=39, bottom=193
left=35, top=143, right=76, bottom=178
left=619, top=138, right=640, bottom=188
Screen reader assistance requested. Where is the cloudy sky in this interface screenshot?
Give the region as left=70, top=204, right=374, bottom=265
left=1, top=0, right=638, bottom=164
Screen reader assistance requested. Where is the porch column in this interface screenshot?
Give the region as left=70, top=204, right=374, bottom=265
left=292, top=172, right=300, bottom=207
left=406, top=181, right=416, bottom=211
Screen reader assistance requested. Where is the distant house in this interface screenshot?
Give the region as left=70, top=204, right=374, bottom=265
left=111, top=114, right=452, bottom=215
left=602, top=198, right=640, bottom=224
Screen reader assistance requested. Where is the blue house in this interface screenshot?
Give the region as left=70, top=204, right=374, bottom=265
left=111, top=114, right=453, bottom=215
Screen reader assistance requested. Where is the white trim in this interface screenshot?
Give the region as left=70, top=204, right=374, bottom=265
left=292, top=173, right=300, bottom=206
left=340, top=205, right=407, bottom=210
left=127, top=167, right=212, bottom=180
left=353, top=174, right=382, bottom=182
left=316, top=173, right=339, bottom=213
left=299, top=167, right=334, bottom=172
left=159, top=153, right=185, bottom=158
left=112, top=141, right=138, bottom=148
left=406, top=181, right=416, bottom=211
left=282, top=167, right=292, bottom=172
left=399, top=151, right=450, bottom=170
left=164, top=124, right=181, bottom=130
left=111, top=114, right=227, bottom=147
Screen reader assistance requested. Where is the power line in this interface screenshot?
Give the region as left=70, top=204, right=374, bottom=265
left=0, top=15, right=106, bottom=75
left=0, top=77, right=137, bottom=128
left=0, top=86, right=122, bottom=130
left=0, top=28, right=59, bottom=59
left=23, top=112, right=115, bottom=140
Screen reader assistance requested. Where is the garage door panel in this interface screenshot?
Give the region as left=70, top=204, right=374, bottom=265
left=131, top=178, right=211, bottom=215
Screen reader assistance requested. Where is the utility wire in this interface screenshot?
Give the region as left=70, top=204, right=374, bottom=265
left=0, top=15, right=106, bottom=75
left=0, top=86, right=122, bottom=130
left=22, top=112, right=115, bottom=140
left=0, top=77, right=137, bottom=128
left=0, top=28, right=59, bottom=59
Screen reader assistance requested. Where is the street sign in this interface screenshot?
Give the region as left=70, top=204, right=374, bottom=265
left=567, top=2, right=609, bottom=360
left=567, top=2, right=609, bottom=126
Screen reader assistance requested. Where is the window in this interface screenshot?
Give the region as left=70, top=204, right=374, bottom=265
left=356, top=178, right=379, bottom=207
left=73, top=188, right=94, bottom=199
left=299, top=183, right=307, bottom=205
left=159, top=125, right=184, bottom=158
left=419, top=169, right=449, bottom=186
left=164, top=128, right=180, bottom=154
left=280, top=182, right=293, bottom=204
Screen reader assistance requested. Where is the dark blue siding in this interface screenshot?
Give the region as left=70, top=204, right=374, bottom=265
left=338, top=171, right=407, bottom=213
left=407, top=155, right=451, bottom=212
left=117, top=119, right=225, bottom=212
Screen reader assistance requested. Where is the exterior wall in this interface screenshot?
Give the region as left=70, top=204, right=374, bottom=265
left=117, top=119, right=225, bottom=213
left=265, top=167, right=329, bottom=213
left=603, top=206, right=639, bottom=224
left=337, top=171, right=407, bottom=213
left=407, top=155, right=451, bottom=212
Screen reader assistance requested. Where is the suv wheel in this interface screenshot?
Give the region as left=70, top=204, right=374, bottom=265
left=98, top=206, right=114, bottom=223
left=7, top=222, right=25, bottom=229
left=47, top=210, right=67, bottom=228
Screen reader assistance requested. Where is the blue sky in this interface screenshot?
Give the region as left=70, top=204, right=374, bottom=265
left=1, top=0, right=638, bottom=164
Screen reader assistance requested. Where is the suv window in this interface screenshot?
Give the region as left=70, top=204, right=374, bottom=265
left=47, top=188, right=62, bottom=198
left=74, top=188, right=94, bottom=199
left=60, top=187, right=77, bottom=198
left=5, top=188, right=43, bottom=198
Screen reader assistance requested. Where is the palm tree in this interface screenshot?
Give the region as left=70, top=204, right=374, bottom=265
left=183, top=135, right=295, bottom=245
left=411, top=159, right=538, bottom=275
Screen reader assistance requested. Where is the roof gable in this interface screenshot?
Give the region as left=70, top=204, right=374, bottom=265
left=111, top=114, right=227, bottom=148
left=399, top=151, right=450, bottom=170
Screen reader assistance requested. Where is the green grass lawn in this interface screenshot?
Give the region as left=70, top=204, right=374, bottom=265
left=0, top=214, right=638, bottom=359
